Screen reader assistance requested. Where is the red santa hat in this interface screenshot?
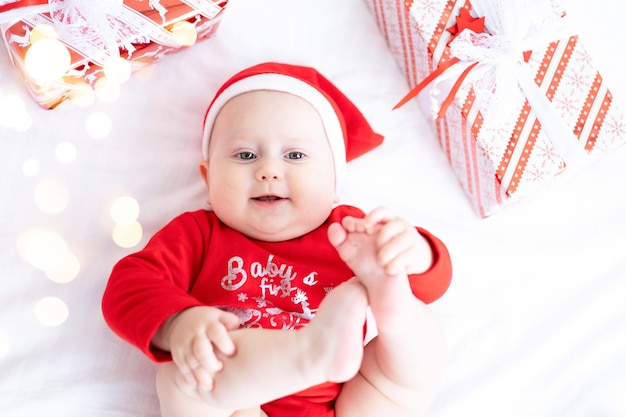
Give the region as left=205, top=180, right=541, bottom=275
left=202, top=62, right=384, bottom=191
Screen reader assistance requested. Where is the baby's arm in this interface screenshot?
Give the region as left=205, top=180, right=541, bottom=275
left=151, top=306, right=241, bottom=390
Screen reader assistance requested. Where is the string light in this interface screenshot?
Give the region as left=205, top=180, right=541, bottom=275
left=110, top=196, right=143, bottom=248
left=170, top=21, right=198, bottom=46
left=34, top=297, right=69, bottom=327
left=69, top=82, right=96, bottom=107
left=94, top=77, right=121, bottom=103
left=29, top=24, right=59, bottom=43
left=44, top=252, right=80, bottom=284
left=55, top=142, right=77, bottom=164
left=24, top=38, right=71, bottom=83
left=112, top=221, right=143, bottom=248
left=0, top=93, right=26, bottom=128
left=34, top=178, right=70, bottom=214
left=22, top=158, right=39, bottom=177
left=13, top=111, right=33, bottom=132
left=85, top=112, right=113, bottom=139
left=17, top=228, right=69, bottom=272
left=103, top=56, right=132, bottom=84
left=110, top=196, right=140, bottom=225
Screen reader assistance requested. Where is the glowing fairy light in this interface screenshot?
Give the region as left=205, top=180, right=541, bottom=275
left=111, top=196, right=142, bottom=248
left=22, top=158, right=39, bottom=177
left=0, top=93, right=26, bottom=128
left=0, top=331, right=10, bottom=359
left=44, top=251, right=80, bottom=284
left=103, top=56, right=132, bottom=83
left=17, top=228, right=69, bottom=271
left=34, top=178, right=70, bottom=214
left=170, top=21, right=198, bottom=46
left=85, top=112, right=112, bottom=139
left=55, top=141, right=77, bottom=164
left=13, top=111, right=33, bottom=132
left=110, top=196, right=140, bottom=225
left=34, top=297, right=69, bottom=327
left=29, top=24, right=59, bottom=43
left=112, top=221, right=143, bottom=248
left=24, top=38, right=71, bottom=82
left=69, top=82, right=96, bottom=107
left=94, top=77, right=121, bottom=103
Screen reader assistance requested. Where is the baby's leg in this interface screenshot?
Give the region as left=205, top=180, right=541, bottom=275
left=156, top=364, right=266, bottom=417
left=156, top=280, right=368, bottom=416
left=329, top=222, right=447, bottom=417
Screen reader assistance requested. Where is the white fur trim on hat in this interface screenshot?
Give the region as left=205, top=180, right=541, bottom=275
left=202, top=73, right=347, bottom=192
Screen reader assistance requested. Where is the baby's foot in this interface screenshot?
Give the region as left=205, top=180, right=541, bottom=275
left=328, top=221, right=413, bottom=328
left=302, top=279, right=368, bottom=383
left=327, top=221, right=391, bottom=295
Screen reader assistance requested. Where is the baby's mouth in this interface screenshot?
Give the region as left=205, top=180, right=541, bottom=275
left=253, top=195, right=286, bottom=202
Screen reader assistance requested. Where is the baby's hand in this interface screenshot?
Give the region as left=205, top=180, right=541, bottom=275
left=162, top=306, right=241, bottom=391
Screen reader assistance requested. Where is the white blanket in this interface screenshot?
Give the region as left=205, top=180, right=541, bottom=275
left=1, top=1, right=625, bottom=416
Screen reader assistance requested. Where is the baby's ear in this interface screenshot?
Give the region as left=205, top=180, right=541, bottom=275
left=198, top=160, right=211, bottom=204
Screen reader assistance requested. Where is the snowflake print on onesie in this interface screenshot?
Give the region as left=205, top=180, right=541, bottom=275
left=218, top=253, right=331, bottom=330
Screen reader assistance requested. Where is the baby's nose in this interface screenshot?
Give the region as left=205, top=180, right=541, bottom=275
left=255, top=160, right=282, bottom=181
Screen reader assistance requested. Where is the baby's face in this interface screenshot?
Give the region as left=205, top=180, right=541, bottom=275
left=201, top=90, right=339, bottom=242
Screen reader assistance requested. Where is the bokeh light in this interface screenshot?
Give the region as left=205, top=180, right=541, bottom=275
left=24, top=38, right=71, bottom=82
left=17, top=228, right=69, bottom=271
left=94, top=77, right=121, bottom=103
left=170, top=21, right=198, bottom=46
left=34, top=297, right=69, bottom=327
left=13, top=111, right=33, bottom=132
left=85, top=111, right=112, bottom=139
left=0, top=93, right=27, bottom=128
left=55, top=141, right=77, bottom=164
left=103, top=56, right=132, bottom=83
left=113, top=221, right=143, bottom=248
left=29, top=24, right=59, bottom=43
left=110, top=196, right=140, bottom=225
left=44, top=251, right=80, bottom=284
left=0, top=331, right=10, bottom=359
left=34, top=178, right=70, bottom=214
left=22, top=158, right=39, bottom=177
left=69, top=82, right=96, bottom=107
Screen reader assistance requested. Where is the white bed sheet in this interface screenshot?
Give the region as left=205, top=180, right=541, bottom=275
left=1, top=0, right=625, bottom=416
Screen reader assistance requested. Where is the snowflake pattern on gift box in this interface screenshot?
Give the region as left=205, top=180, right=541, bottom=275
left=604, top=113, right=626, bottom=139
left=574, top=44, right=594, bottom=67
left=563, top=69, right=591, bottom=93
left=477, top=125, right=508, bottom=165
left=408, top=0, right=449, bottom=41
left=416, top=0, right=440, bottom=19
left=553, top=94, right=581, bottom=119
left=596, top=112, right=626, bottom=152
left=533, top=137, right=562, bottom=162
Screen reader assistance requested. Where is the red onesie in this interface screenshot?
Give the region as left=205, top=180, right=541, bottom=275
left=102, top=205, right=452, bottom=417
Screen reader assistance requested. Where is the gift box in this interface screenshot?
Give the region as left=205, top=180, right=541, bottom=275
left=366, top=0, right=626, bottom=216
left=0, top=0, right=227, bottom=109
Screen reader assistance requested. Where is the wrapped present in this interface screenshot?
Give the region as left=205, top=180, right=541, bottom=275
left=0, top=0, right=227, bottom=109
left=366, top=0, right=626, bottom=216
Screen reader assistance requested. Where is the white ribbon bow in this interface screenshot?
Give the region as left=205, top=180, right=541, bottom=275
left=48, top=0, right=127, bottom=62
left=428, top=0, right=587, bottom=164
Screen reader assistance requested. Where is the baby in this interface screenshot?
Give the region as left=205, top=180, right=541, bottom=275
left=102, top=62, right=452, bottom=417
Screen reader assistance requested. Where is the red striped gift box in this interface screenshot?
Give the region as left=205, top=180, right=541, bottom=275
left=366, top=0, right=626, bottom=216
left=1, top=0, right=227, bottom=109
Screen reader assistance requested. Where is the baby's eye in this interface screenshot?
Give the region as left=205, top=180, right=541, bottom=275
left=285, top=151, right=306, bottom=160
left=236, top=151, right=256, bottom=161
